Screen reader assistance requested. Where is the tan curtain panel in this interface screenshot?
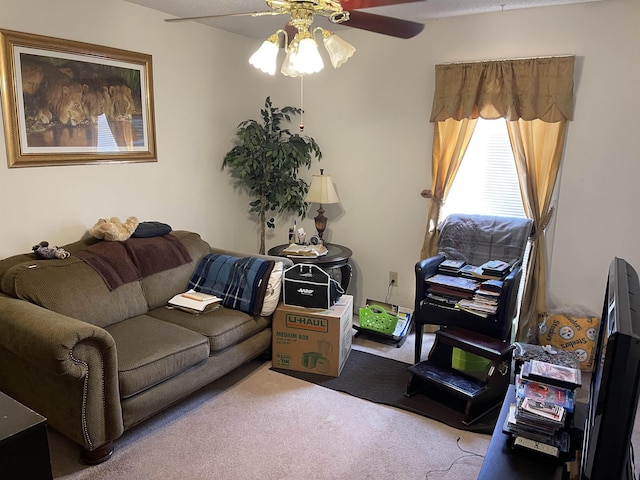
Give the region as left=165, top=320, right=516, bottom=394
left=430, top=56, right=575, bottom=123
left=420, top=117, right=477, bottom=259
left=508, top=118, right=568, bottom=343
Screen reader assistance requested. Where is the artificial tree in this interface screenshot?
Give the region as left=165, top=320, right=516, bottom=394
left=223, top=97, right=322, bottom=254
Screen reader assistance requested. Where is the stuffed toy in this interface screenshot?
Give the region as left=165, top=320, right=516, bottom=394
left=90, top=216, right=139, bottom=242
left=32, top=241, right=70, bottom=259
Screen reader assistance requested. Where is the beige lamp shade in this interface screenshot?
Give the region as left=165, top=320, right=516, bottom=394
left=305, top=173, right=340, bottom=204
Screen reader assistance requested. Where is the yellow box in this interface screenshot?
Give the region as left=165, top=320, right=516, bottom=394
left=272, top=295, right=353, bottom=377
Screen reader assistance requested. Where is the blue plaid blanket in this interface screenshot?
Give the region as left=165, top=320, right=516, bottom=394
left=187, top=254, right=274, bottom=315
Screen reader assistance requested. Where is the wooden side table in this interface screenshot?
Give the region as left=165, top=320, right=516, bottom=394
left=268, top=243, right=353, bottom=291
left=0, top=391, right=52, bottom=479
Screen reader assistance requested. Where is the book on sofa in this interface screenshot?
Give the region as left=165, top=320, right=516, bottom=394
left=168, top=289, right=222, bottom=313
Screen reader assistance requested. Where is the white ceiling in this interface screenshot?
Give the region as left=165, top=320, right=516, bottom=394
left=125, top=0, right=605, bottom=39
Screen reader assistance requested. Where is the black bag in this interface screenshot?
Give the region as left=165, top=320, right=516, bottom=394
left=283, top=264, right=344, bottom=309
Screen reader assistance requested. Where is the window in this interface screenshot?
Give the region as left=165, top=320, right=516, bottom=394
left=438, top=118, right=526, bottom=223
left=440, top=118, right=530, bottom=336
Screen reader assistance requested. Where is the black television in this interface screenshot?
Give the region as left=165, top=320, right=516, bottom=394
left=581, top=257, right=640, bottom=479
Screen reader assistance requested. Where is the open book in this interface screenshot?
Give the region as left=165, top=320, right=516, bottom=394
left=168, top=289, right=222, bottom=313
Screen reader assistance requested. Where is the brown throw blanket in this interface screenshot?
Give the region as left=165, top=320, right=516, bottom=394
left=75, top=235, right=192, bottom=290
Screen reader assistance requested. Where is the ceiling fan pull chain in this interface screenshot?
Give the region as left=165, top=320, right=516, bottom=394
left=299, top=75, right=305, bottom=132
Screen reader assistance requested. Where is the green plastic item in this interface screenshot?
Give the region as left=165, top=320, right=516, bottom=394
left=452, top=347, right=492, bottom=373
left=358, top=305, right=398, bottom=335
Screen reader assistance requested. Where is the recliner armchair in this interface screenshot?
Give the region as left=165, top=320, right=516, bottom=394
left=413, top=214, right=533, bottom=363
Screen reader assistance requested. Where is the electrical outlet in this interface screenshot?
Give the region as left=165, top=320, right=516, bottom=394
left=389, top=271, right=398, bottom=286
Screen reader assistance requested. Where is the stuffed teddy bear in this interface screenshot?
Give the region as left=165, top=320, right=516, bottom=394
left=90, top=216, right=139, bottom=242
left=32, top=241, right=70, bottom=259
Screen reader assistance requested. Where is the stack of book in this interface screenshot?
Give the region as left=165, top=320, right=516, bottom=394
left=279, top=244, right=328, bottom=257
left=425, top=259, right=514, bottom=316
left=467, top=259, right=514, bottom=280
left=168, top=289, right=222, bottom=314
left=479, top=259, right=513, bottom=277
left=503, top=359, right=582, bottom=459
left=438, top=259, right=466, bottom=275
left=424, top=274, right=480, bottom=299
left=456, top=279, right=503, bottom=317
left=446, top=259, right=514, bottom=281
left=456, top=295, right=498, bottom=317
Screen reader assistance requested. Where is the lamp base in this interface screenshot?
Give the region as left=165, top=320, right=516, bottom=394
left=314, top=205, right=328, bottom=244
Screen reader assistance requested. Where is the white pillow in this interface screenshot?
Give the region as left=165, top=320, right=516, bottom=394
left=260, top=261, right=283, bottom=316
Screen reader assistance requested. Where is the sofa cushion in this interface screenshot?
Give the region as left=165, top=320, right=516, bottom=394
left=147, top=305, right=270, bottom=353
left=0, top=256, right=148, bottom=328
left=141, top=231, right=212, bottom=311
left=105, top=315, right=210, bottom=399
left=261, top=261, right=283, bottom=316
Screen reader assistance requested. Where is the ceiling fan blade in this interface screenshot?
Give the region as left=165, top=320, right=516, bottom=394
left=165, top=11, right=281, bottom=23
left=341, top=0, right=425, bottom=9
left=344, top=11, right=424, bottom=38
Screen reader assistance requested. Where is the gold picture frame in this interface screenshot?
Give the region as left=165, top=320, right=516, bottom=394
left=0, top=29, right=156, bottom=167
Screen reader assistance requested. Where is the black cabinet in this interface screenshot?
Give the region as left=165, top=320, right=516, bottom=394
left=0, top=391, right=53, bottom=480
left=477, top=385, right=585, bottom=479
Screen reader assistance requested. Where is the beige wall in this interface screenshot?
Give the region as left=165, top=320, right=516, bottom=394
left=0, top=0, right=284, bottom=256
left=1, top=0, right=638, bottom=319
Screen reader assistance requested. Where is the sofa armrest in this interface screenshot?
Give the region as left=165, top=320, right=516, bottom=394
left=0, top=293, right=123, bottom=452
left=0, top=293, right=116, bottom=378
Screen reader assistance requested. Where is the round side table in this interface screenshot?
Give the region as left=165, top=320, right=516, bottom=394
left=268, top=243, right=353, bottom=291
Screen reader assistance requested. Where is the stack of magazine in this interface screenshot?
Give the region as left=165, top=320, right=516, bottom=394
left=456, top=279, right=503, bottom=316
left=426, top=259, right=513, bottom=317
left=503, top=359, right=582, bottom=459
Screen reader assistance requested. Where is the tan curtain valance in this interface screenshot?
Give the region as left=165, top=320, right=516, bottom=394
left=430, top=56, right=575, bottom=123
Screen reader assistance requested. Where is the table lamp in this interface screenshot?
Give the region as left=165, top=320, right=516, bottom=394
left=305, top=169, right=340, bottom=244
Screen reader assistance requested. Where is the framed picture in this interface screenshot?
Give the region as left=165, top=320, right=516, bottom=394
left=0, top=29, right=156, bottom=167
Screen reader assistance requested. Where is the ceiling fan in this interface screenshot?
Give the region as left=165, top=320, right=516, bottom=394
left=166, top=0, right=426, bottom=76
left=166, top=0, right=426, bottom=39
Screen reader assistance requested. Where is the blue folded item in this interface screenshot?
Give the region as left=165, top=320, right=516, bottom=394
left=187, top=254, right=274, bottom=315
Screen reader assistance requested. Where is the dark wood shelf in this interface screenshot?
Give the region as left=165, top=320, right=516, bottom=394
left=408, top=362, right=488, bottom=398
left=406, top=327, right=514, bottom=424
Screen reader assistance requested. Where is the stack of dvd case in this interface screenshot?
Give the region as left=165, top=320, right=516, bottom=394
left=503, top=359, right=582, bottom=459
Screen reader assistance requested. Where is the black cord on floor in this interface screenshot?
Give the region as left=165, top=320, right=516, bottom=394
left=424, top=437, right=485, bottom=479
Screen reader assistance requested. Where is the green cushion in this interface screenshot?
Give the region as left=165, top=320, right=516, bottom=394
left=105, top=315, right=209, bottom=399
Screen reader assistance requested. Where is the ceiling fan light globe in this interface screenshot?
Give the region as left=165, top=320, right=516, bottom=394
left=281, top=50, right=302, bottom=77
left=249, top=40, right=279, bottom=75
left=323, top=33, right=355, bottom=69
left=292, top=38, right=324, bottom=75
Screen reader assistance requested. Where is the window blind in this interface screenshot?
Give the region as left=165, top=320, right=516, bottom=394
left=439, top=118, right=526, bottom=223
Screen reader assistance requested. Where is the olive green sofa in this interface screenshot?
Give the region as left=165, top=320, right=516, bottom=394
left=0, top=230, right=291, bottom=463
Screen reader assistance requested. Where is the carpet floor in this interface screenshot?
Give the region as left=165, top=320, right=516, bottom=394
left=50, top=357, right=491, bottom=480
left=272, top=349, right=499, bottom=435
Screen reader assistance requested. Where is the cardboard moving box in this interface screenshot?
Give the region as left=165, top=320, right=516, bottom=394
left=272, top=295, right=353, bottom=377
